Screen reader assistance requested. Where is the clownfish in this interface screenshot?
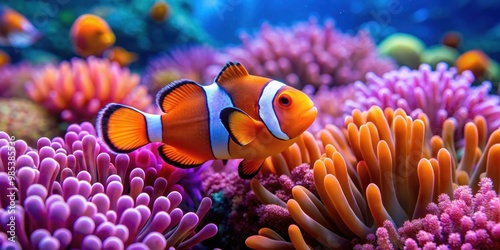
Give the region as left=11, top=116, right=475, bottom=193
left=104, top=46, right=138, bottom=67
left=150, top=0, right=170, bottom=23
left=70, top=14, right=115, bottom=57
left=0, top=5, right=41, bottom=48
left=96, top=62, right=317, bottom=179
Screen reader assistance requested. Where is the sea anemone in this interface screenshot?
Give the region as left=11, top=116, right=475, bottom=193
left=355, top=178, right=500, bottom=249
left=246, top=106, right=500, bottom=249
left=347, top=63, right=500, bottom=143
left=142, top=46, right=226, bottom=94
left=0, top=98, right=60, bottom=147
left=0, top=63, right=35, bottom=98
left=0, top=123, right=216, bottom=249
left=25, top=57, right=154, bottom=123
left=224, top=17, right=395, bottom=89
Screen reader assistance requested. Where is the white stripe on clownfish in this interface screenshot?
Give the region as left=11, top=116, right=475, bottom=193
left=203, top=83, right=234, bottom=159
left=258, top=80, right=289, bottom=140
left=144, top=113, right=163, bottom=142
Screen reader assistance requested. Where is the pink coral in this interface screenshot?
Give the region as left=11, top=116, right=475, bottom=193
left=357, top=178, right=500, bottom=249
left=25, top=57, right=154, bottom=123
left=225, top=17, right=395, bottom=89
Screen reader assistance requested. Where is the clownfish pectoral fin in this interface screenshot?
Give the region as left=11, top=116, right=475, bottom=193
left=220, top=107, right=263, bottom=146
left=96, top=103, right=153, bottom=153
left=214, top=61, right=249, bottom=87
left=158, top=144, right=205, bottom=169
left=156, top=79, right=204, bottom=113
left=238, top=158, right=265, bottom=179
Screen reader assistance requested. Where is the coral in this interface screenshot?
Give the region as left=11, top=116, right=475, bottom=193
left=347, top=63, right=500, bottom=143
left=355, top=178, right=500, bottom=249
left=0, top=122, right=216, bottom=249
left=246, top=106, right=500, bottom=249
left=0, top=98, right=60, bottom=147
left=224, top=17, right=395, bottom=89
left=201, top=140, right=319, bottom=250
left=25, top=57, right=154, bottom=123
left=142, top=46, right=225, bottom=94
left=0, top=63, right=35, bottom=98
left=378, top=33, right=425, bottom=69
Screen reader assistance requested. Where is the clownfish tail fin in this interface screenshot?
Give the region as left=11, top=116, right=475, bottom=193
left=96, top=103, right=162, bottom=153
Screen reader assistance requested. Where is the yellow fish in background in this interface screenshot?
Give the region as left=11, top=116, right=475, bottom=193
left=104, top=46, right=138, bottom=67
left=70, top=14, right=115, bottom=57
left=149, top=0, right=170, bottom=23
left=0, top=5, right=41, bottom=48
left=96, top=62, right=317, bottom=179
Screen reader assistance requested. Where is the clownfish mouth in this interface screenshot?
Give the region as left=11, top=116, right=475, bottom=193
left=299, top=106, right=318, bottom=121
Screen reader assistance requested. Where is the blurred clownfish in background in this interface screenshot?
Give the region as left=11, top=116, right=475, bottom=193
left=150, top=0, right=170, bottom=23
left=104, top=46, right=138, bottom=67
left=96, top=62, right=317, bottom=179
left=0, top=49, right=10, bottom=67
left=70, top=14, right=115, bottom=57
left=0, top=5, right=41, bottom=48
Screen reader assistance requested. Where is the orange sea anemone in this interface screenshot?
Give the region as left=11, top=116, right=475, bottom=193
left=246, top=106, right=500, bottom=249
left=26, top=57, right=153, bottom=123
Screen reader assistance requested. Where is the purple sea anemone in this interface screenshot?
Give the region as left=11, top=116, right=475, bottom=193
left=25, top=57, right=154, bottom=123
left=0, top=123, right=216, bottom=249
left=142, top=46, right=226, bottom=94
left=0, top=63, right=35, bottom=98
left=224, top=17, right=395, bottom=89
left=347, top=63, right=500, bottom=140
left=355, top=177, right=500, bottom=249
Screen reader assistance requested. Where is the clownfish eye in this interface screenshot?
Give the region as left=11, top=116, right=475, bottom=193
left=278, top=94, right=292, bottom=107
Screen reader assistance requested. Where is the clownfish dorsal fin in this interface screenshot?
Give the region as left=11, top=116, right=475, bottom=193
left=156, top=79, right=204, bottom=113
left=238, top=158, right=265, bottom=179
left=220, top=107, right=263, bottom=146
left=158, top=144, right=206, bottom=168
left=215, top=61, right=249, bottom=87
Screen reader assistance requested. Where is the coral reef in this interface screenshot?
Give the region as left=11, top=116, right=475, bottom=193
left=355, top=178, right=500, bottom=249
left=142, top=46, right=225, bottom=94
left=246, top=106, right=500, bottom=249
left=0, top=122, right=216, bottom=249
left=0, top=63, right=35, bottom=98
left=224, top=18, right=395, bottom=89
left=0, top=98, right=60, bottom=147
left=25, top=57, right=153, bottom=123
left=347, top=63, right=500, bottom=143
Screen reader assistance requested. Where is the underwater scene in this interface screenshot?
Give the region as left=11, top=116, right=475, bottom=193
left=1, top=0, right=500, bottom=249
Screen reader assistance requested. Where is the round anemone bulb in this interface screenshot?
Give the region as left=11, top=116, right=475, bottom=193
left=421, top=45, right=459, bottom=69
left=0, top=63, right=35, bottom=98
left=25, top=57, right=154, bottom=123
left=378, top=33, right=425, bottom=69
left=223, top=17, right=395, bottom=90
left=456, top=49, right=490, bottom=79
left=0, top=98, right=60, bottom=147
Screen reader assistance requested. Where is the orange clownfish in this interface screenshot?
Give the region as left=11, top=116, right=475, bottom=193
left=0, top=5, right=41, bottom=48
left=96, top=62, right=317, bottom=179
left=104, top=46, right=138, bottom=67
left=150, top=0, right=170, bottom=23
left=70, top=14, right=115, bottom=57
